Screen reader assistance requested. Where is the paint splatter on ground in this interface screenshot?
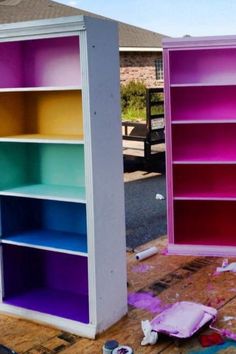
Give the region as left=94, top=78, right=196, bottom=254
left=131, top=264, right=153, bottom=273
left=128, top=291, right=167, bottom=313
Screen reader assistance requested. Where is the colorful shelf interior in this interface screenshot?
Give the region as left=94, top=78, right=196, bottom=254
left=174, top=164, right=236, bottom=199
left=0, top=36, right=81, bottom=88
left=165, top=43, right=236, bottom=254
left=174, top=200, right=236, bottom=246
left=171, top=86, right=236, bottom=121
left=0, top=91, right=83, bottom=141
left=169, top=48, right=236, bottom=85
left=1, top=197, right=87, bottom=254
left=0, top=143, right=85, bottom=202
left=2, top=245, right=89, bottom=323
left=172, top=123, right=236, bottom=162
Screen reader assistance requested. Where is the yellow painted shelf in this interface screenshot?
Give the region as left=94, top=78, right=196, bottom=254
left=0, top=90, right=83, bottom=138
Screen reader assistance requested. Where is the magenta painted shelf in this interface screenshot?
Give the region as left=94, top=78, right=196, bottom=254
left=163, top=35, right=236, bottom=256
left=174, top=200, right=236, bottom=246
left=172, top=123, right=236, bottom=162
left=174, top=164, right=236, bottom=200
left=0, top=36, right=81, bottom=88
left=171, top=86, right=236, bottom=121
left=169, top=47, right=236, bottom=85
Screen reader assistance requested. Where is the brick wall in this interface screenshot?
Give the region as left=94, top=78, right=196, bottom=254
left=120, top=51, right=163, bottom=88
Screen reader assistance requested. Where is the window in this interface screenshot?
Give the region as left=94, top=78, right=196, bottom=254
left=155, top=57, right=163, bottom=81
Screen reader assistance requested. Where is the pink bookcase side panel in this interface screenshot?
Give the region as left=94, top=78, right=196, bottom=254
left=169, top=48, right=236, bottom=85
left=0, top=42, right=23, bottom=88
left=164, top=49, right=174, bottom=244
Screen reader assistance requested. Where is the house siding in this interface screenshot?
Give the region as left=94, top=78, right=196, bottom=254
left=120, top=51, right=163, bottom=88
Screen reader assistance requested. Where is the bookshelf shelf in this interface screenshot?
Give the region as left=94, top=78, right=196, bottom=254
left=164, top=35, right=236, bottom=257
left=0, top=16, right=127, bottom=338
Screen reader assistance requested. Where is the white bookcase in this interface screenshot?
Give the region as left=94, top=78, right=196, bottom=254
left=0, top=16, right=127, bottom=338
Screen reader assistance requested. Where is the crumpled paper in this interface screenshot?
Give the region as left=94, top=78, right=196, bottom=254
left=141, top=320, right=158, bottom=346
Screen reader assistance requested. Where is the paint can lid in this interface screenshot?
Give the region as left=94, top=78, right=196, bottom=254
left=104, top=340, right=119, bottom=350
left=112, top=346, right=133, bottom=354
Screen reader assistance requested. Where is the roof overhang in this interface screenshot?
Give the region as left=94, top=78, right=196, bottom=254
left=119, top=47, right=163, bottom=52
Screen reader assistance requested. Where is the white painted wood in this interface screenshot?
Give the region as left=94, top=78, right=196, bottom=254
left=80, top=17, right=127, bottom=332
left=0, top=16, right=86, bottom=42
left=0, top=15, right=127, bottom=337
left=0, top=303, right=96, bottom=338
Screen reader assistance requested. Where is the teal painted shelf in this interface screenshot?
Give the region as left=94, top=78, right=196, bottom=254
left=0, top=184, right=86, bottom=203
left=0, top=143, right=85, bottom=190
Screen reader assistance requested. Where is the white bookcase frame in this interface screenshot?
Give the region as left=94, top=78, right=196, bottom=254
left=0, top=16, right=127, bottom=338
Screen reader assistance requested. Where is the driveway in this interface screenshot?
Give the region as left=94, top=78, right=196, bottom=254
left=124, top=167, right=167, bottom=249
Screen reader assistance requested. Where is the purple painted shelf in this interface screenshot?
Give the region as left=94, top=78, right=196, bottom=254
left=0, top=36, right=81, bottom=88
left=3, top=244, right=89, bottom=323
left=164, top=36, right=236, bottom=256
left=4, top=288, right=89, bottom=323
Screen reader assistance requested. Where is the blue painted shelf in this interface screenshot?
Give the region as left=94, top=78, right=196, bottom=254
left=2, top=229, right=87, bottom=256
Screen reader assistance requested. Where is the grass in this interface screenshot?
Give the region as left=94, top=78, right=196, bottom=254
left=122, top=107, right=146, bottom=122
left=122, top=106, right=164, bottom=122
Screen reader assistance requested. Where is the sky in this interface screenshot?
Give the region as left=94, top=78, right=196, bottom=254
left=55, top=0, right=236, bottom=37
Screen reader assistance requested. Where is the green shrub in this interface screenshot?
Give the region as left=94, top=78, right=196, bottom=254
left=120, top=80, right=163, bottom=121
left=121, top=80, right=146, bottom=114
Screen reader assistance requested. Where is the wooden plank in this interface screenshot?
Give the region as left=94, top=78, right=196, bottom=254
left=1, top=237, right=236, bottom=353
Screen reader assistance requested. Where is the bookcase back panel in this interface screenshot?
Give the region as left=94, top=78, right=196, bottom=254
left=0, top=93, right=25, bottom=136
left=3, top=245, right=89, bottom=322
left=1, top=197, right=87, bottom=236
left=0, top=143, right=85, bottom=189
left=0, top=42, right=23, bottom=88
left=0, top=36, right=81, bottom=88
left=170, top=48, right=236, bottom=84
left=174, top=200, right=236, bottom=246
left=174, top=164, right=236, bottom=198
left=26, top=90, right=83, bottom=136
left=171, top=86, right=236, bottom=120
left=0, top=91, right=83, bottom=138
left=172, top=123, right=236, bottom=161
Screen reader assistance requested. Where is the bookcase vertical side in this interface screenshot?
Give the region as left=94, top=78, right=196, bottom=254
left=80, top=17, right=127, bottom=333
left=164, top=48, right=175, bottom=245
left=0, top=199, right=3, bottom=302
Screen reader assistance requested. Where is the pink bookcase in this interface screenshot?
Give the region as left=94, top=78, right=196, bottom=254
left=163, top=35, right=236, bottom=256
